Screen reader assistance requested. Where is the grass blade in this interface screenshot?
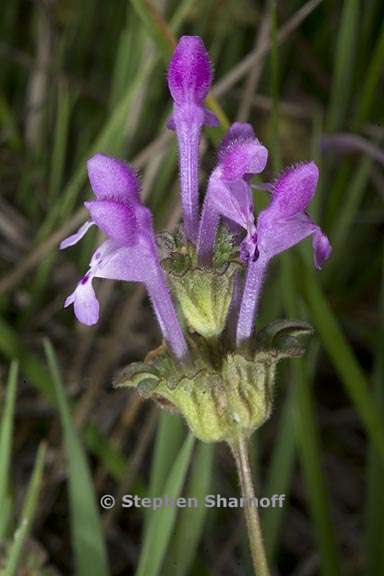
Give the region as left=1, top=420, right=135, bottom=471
left=44, top=339, right=110, bottom=576
left=263, top=389, right=296, bottom=559
left=0, top=318, right=53, bottom=400
left=292, top=358, right=342, bottom=576
left=164, top=443, right=214, bottom=575
left=136, top=434, right=195, bottom=576
left=301, top=262, right=384, bottom=462
left=364, top=247, right=384, bottom=574
left=3, top=442, right=46, bottom=576
left=327, top=0, right=359, bottom=131
left=354, top=19, right=384, bottom=129
left=267, top=8, right=340, bottom=570
left=281, top=255, right=342, bottom=576
left=0, top=361, right=18, bottom=538
left=146, top=412, right=185, bottom=500
left=49, top=79, right=72, bottom=198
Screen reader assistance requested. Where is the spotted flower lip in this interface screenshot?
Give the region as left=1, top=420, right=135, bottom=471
left=197, top=122, right=268, bottom=265
left=167, top=36, right=219, bottom=243
left=60, top=153, right=188, bottom=360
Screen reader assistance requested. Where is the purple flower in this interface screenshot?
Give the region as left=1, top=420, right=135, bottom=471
left=236, top=162, right=332, bottom=345
left=60, top=153, right=188, bottom=360
left=167, top=36, right=219, bottom=243
left=61, top=36, right=332, bottom=363
left=197, top=122, right=268, bottom=264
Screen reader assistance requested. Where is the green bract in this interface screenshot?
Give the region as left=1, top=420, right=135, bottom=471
left=115, top=321, right=313, bottom=443
left=159, top=228, right=240, bottom=339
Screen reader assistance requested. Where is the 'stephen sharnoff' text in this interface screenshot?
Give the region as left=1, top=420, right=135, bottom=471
left=120, top=494, right=286, bottom=510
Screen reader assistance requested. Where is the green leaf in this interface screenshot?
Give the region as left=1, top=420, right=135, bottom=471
left=2, top=442, right=46, bottom=576
left=136, top=434, right=195, bottom=576
left=0, top=362, right=18, bottom=538
left=44, top=340, right=110, bottom=576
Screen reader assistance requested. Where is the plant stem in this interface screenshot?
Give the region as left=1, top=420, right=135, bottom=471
left=230, top=436, right=270, bottom=576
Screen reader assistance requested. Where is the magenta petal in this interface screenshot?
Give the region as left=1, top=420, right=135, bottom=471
left=85, top=199, right=137, bottom=245
left=221, top=140, right=268, bottom=181
left=87, top=153, right=140, bottom=203
left=60, top=220, right=94, bottom=250
left=209, top=179, right=253, bottom=229
left=218, top=123, right=268, bottom=181
left=168, top=36, right=212, bottom=106
left=257, top=212, right=317, bottom=259
left=93, top=244, right=188, bottom=359
left=271, top=161, right=319, bottom=218
left=197, top=123, right=267, bottom=263
left=313, top=230, right=332, bottom=269
left=94, top=245, right=152, bottom=283
left=89, top=239, right=119, bottom=268
left=65, top=276, right=99, bottom=326
left=219, top=122, right=256, bottom=154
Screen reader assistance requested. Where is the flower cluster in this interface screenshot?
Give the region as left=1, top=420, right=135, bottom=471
left=61, top=36, right=331, bottom=441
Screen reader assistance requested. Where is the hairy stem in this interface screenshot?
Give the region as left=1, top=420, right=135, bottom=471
left=230, top=436, right=270, bottom=576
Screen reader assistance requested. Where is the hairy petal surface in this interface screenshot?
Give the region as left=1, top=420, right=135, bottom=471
left=85, top=199, right=137, bottom=246
left=87, top=153, right=140, bottom=202
left=270, top=161, right=319, bottom=218
left=167, top=35, right=212, bottom=105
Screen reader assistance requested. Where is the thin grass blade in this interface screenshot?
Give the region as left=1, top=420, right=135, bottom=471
left=136, top=434, right=195, bottom=576
left=0, top=362, right=18, bottom=538
left=2, top=442, right=46, bottom=576
left=327, top=0, right=359, bottom=131
left=164, top=443, right=214, bottom=575
left=301, top=262, right=384, bottom=462
left=44, top=339, right=110, bottom=576
left=364, top=247, right=384, bottom=574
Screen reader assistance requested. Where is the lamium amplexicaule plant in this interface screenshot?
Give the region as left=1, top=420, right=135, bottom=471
left=60, top=36, right=331, bottom=575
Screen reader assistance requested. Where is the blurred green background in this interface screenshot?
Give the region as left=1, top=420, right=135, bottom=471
left=0, top=0, right=383, bottom=574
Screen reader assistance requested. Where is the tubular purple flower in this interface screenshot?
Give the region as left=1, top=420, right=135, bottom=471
left=167, top=36, right=219, bottom=243
left=197, top=122, right=268, bottom=265
left=236, top=161, right=332, bottom=346
left=60, top=153, right=188, bottom=360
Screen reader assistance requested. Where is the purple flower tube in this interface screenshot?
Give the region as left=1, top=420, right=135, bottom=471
left=167, top=36, right=218, bottom=243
